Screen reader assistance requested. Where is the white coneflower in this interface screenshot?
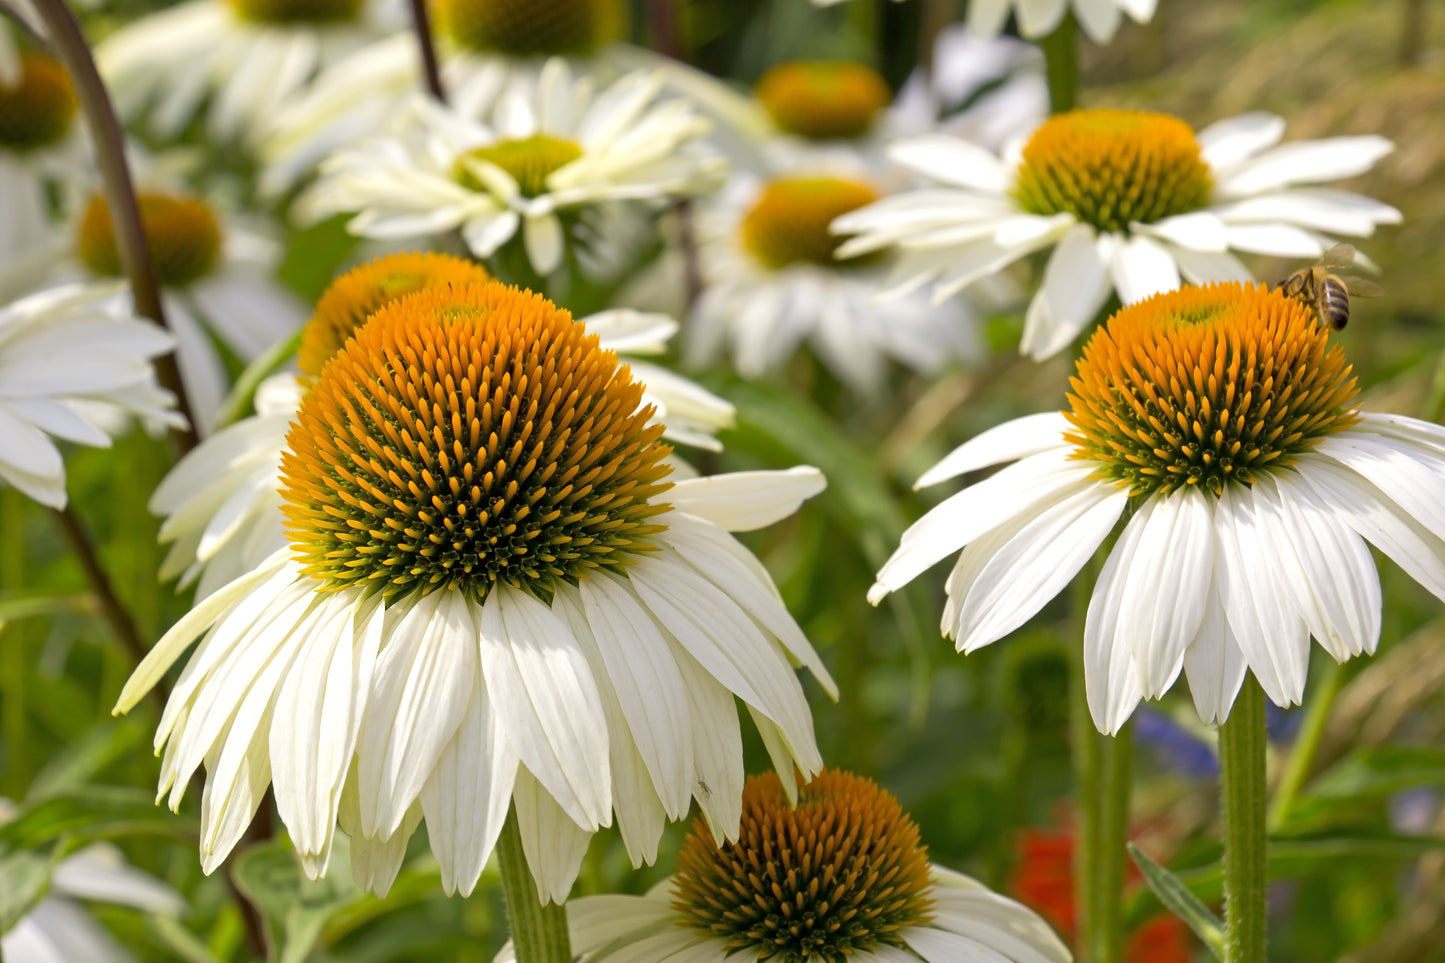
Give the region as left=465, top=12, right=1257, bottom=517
left=298, top=60, right=723, bottom=281
left=892, top=30, right=1047, bottom=152
left=95, top=0, right=402, bottom=145
left=0, top=801, right=185, bottom=963
left=0, top=49, right=89, bottom=303
left=118, top=280, right=829, bottom=903
left=689, top=173, right=980, bottom=394
left=0, top=283, right=183, bottom=508
left=257, top=0, right=755, bottom=195
left=835, top=108, right=1399, bottom=359
left=499, top=769, right=1071, bottom=963
left=870, top=283, right=1445, bottom=733
left=151, top=251, right=733, bottom=598
left=71, top=187, right=305, bottom=431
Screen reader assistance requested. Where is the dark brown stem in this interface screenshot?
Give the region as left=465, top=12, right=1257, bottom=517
left=408, top=0, right=446, bottom=103
left=51, top=504, right=168, bottom=709
left=27, top=0, right=198, bottom=454
left=648, top=0, right=680, bottom=60
left=0, top=0, right=47, bottom=47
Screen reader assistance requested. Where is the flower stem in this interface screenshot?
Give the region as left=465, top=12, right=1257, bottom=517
left=1220, top=676, right=1269, bottom=963
left=1267, top=661, right=1343, bottom=833
left=407, top=0, right=445, bottom=103
left=497, top=806, right=572, bottom=963
left=1041, top=13, right=1078, bottom=114
left=27, top=0, right=197, bottom=453
left=1093, top=723, right=1132, bottom=963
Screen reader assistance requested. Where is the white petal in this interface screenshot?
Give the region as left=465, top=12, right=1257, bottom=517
left=1084, top=505, right=1150, bottom=733
left=915, top=412, right=1072, bottom=489
left=1109, top=234, right=1180, bottom=304
left=1223, top=223, right=1324, bottom=257
left=1197, top=113, right=1286, bottom=171
left=888, top=135, right=1011, bottom=193
left=1135, top=211, right=1229, bottom=252
left=515, top=768, right=593, bottom=905
left=665, top=467, right=825, bottom=531
left=1019, top=225, right=1111, bottom=359
left=1217, top=137, right=1394, bottom=197
left=523, top=213, right=565, bottom=276
left=1182, top=581, right=1246, bottom=725
left=1316, top=433, right=1445, bottom=544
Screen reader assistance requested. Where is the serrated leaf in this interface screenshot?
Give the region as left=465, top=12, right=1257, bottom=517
left=0, top=787, right=196, bottom=850
left=1127, top=844, right=1224, bottom=960
left=232, top=838, right=364, bottom=963
left=0, top=845, right=61, bottom=934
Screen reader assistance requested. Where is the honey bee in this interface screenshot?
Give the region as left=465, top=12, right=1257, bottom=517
left=1276, top=243, right=1384, bottom=330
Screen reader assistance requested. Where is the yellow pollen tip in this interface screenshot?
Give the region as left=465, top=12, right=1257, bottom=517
left=432, top=0, right=624, bottom=55
left=755, top=60, right=891, bottom=141
left=76, top=192, right=222, bottom=288
left=226, top=0, right=363, bottom=24
left=455, top=134, right=584, bottom=198
left=673, top=769, right=935, bottom=957
left=1013, top=108, right=1213, bottom=233
left=0, top=52, right=77, bottom=151
left=741, top=176, right=881, bottom=270
left=299, top=252, right=492, bottom=378
left=281, top=280, right=674, bottom=600
left=1065, top=283, right=1361, bottom=497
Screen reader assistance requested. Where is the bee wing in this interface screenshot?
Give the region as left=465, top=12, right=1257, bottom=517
left=1317, top=243, right=1359, bottom=271
left=1343, top=276, right=1385, bottom=298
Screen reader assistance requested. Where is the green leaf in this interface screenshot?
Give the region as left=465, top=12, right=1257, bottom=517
left=212, top=327, right=303, bottom=429
left=0, top=787, right=196, bottom=850
left=1127, top=844, right=1225, bottom=960
left=147, top=914, right=226, bottom=963
left=232, top=837, right=365, bottom=963
left=0, top=845, right=61, bottom=934
left=1283, top=746, right=1445, bottom=830
left=26, top=719, right=149, bottom=803
left=0, top=593, right=96, bottom=632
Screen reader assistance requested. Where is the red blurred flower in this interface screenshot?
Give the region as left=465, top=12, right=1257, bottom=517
left=1010, top=826, right=1191, bottom=963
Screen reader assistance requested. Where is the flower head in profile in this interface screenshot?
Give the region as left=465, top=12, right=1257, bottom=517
left=298, top=59, right=723, bottom=277
left=150, top=251, right=732, bottom=598
left=870, top=282, right=1445, bottom=733
left=1, top=800, right=185, bottom=963
left=68, top=185, right=306, bottom=432
left=689, top=173, right=980, bottom=394
left=120, top=280, right=827, bottom=902
left=95, top=0, right=401, bottom=144
left=0, top=284, right=183, bottom=508
left=835, top=109, right=1399, bottom=359
left=505, top=769, right=1071, bottom=963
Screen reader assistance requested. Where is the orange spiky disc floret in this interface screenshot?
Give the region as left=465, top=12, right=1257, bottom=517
left=280, top=281, right=674, bottom=600
left=77, top=192, right=221, bottom=288
left=432, top=0, right=624, bottom=55
left=672, top=769, right=935, bottom=960
left=1013, top=109, right=1214, bottom=233
left=0, top=52, right=77, bottom=151
left=755, top=61, right=891, bottom=141
left=742, top=177, right=881, bottom=270
left=299, top=252, right=492, bottom=378
left=1065, top=283, right=1360, bottom=498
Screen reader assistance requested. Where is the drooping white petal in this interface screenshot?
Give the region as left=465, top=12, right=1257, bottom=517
left=1182, top=580, right=1247, bottom=726
left=1216, top=136, right=1394, bottom=197
left=665, top=467, right=825, bottom=531
left=1019, top=224, right=1111, bottom=359
left=515, top=768, right=593, bottom=905
left=1109, top=233, right=1181, bottom=304
left=671, top=648, right=743, bottom=845
left=1197, top=113, right=1286, bottom=171
left=1316, top=433, right=1445, bottom=544
left=915, top=413, right=1072, bottom=489
left=1085, top=504, right=1150, bottom=734
left=888, top=135, right=1012, bottom=193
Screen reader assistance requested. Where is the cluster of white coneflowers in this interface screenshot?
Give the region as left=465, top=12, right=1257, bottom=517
left=0, top=0, right=1434, bottom=960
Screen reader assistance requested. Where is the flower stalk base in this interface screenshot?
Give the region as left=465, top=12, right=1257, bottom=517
left=1221, top=677, right=1268, bottom=963
left=498, top=807, right=573, bottom=963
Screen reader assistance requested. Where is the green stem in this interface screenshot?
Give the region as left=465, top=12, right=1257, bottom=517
left=28, top=0, right=197, bottom=453
left=2, top=489, right=29, bottom=799
left=497, top=806, right=572, bottom=963
left=1069, top=569, right=1102, bottom=962
left=1220, top=677, right=1269, bottom=963
left=1093, top=723, right=1132, bottom=963
left=1040, top=13, right=1078, bottom=114
left=1266, top=661, right=1344, bottom=833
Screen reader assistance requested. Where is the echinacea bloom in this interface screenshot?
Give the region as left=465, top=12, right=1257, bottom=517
left=95, top=0, right=401, bottom=145
left=967, top=0, right=1157, bottom=43
left=0, top=50, right=90, bottom=302
left=835, top=109, right=1399, bottom=359
left=72, top=189, right=305, bottom=432
left=150, top=251, right=733, bottom=598
left=1011, top=824, right=1190, bottom=963
left=1, top=802, right=185, bottom=963
left=299, top=60, right=723, bottom=279
left=118, top=280, right=830, bottom=902
left=0, top=283, right=183, bottom=508
left=257, top=0, right=753, bottom=195
left=689, top=173, right=980, bottom=394
left=870, top=283, right=1445, bottom=732
left=892, top=31, right=1046, bottom=151
left=503, top=769, right=1071, bottom=963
